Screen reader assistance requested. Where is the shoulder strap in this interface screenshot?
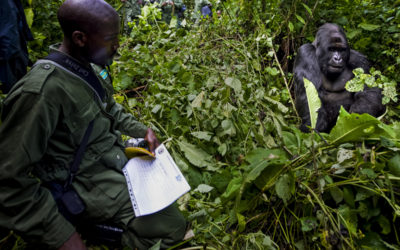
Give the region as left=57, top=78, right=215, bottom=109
left=64, top=120, right=95, bottom=189
left=45, top=51, right=106, bottom=100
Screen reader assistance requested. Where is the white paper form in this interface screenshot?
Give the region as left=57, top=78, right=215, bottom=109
left=122, top=143, right=191, bottom=217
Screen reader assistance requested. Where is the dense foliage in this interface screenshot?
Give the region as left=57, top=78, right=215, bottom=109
left=2, top=0, right=400, bottom=249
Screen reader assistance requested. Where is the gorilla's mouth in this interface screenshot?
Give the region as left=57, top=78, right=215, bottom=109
left=329, top=65, right=343, bottom=70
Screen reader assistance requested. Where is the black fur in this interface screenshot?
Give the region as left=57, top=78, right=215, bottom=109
left=293, top=23, right=385, bottom=133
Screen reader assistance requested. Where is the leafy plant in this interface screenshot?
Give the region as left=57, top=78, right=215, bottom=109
left=346, top=68, right=398, bottom=105
left=4, top=0, right=400, bottom=249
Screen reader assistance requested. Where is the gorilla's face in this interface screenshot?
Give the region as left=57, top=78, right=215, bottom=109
left=316, top=29, right=350, bottom=77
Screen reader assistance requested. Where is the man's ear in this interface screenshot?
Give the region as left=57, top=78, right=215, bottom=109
left=71, top=31, right=87, bottom=47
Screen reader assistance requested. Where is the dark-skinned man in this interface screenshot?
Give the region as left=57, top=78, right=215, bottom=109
left=157, top=0, right=183, bottom=25
left=0, top=0, right=187, bottom=249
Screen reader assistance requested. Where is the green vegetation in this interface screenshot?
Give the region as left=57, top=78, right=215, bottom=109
left=2, top=0, right=400, bottom=249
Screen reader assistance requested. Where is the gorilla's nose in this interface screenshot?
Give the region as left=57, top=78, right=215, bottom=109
left=333, top=54, right=342, bottom=64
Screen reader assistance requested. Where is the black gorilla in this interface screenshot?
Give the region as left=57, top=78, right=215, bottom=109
left=293, top=23, right=385, bottom=133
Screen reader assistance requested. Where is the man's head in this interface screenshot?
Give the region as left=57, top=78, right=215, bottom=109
left=58, top=0, right=120, bottom=66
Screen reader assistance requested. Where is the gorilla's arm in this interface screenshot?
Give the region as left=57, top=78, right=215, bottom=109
left=350, top=87, right=385, bottom=117
left=293, top=43, right=323, bottom=132
left=348, top=49, right=370, bottom=72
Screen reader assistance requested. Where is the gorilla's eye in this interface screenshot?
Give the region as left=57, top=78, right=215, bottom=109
left=329, top=47, right=346, bottom=52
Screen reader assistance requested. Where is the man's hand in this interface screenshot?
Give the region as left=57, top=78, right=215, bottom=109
left=58, top=232, right=86, bottom=250
left=144, top=128, right=160, bottom=153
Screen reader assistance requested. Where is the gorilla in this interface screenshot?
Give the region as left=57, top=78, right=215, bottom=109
left=293, top=23, right=385, bottom=133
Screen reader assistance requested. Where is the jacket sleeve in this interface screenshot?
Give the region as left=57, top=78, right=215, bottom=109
left=107, top=96, right=148, bottom=138
left=0, top=92, right=75, bottom=248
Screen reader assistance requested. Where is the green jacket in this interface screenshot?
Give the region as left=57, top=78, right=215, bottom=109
left=0, top=47, right=148, bottom=248
left=123, top=0, right=143, bottom=23
left=157, top=0, right=183, bottom=24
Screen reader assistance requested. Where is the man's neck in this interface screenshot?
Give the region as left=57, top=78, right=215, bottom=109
left=58, top=41, right=91, bottom=68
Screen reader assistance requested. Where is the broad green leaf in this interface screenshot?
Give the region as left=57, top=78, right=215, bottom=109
left=282, top=131, right=298, bottom=155
left=302, top=3, right=312, bottom=16
left=346, top=29, right=361, bottom=39
left=330, top=186, right=344, bottom=204
left=275, top=173, right=295, bottom=205
left=244, top=149, right=288, bottom=190
left=329, top=108, right=395, bottom=144
left=300, top=217, right=318, bottom=232
left=114, top=95, right=124, bottom=104
left=142, top=5, right=151, bottom=17
left=244, top=160, right=269, bottom=184
left=337, top=148, right=354, bottom=163
left=288, top=21, right=294, bottom=32
left=244, top=149, right=288, bottom=189
left=330, top=164, right=346, bottom=174
left=217, top=143, right=227, bottom=156
left=120, top=74, right=132, bottom=89
left=360, top=168, right=378, bottom=179
left=355, top=188, right=374, bottom=202
left=303, top=78, right=321, bottom=129
left=377, top=215, right=391, bottom=235
left=171, top=151, right=189, bottom=171
left=210, top=170, right=232, bottom=193
left=252, top=59, right=261, bottom=71
left=388, top=154, right=400, bottom=177
left=221, top=177, right=243, bottom=201
left=149, top=239, right=161, bottom=250
left=191, top=91, right=204, bottom=108
left=169, top=15, right=177, bottom=28
left=358, top=232, right=387, bottom=249
left=194, top=184, right=214, bottom=193
left=177, top=140, right=214, bottom=169
left=24, top=8, right=34, bottom=28
left=206, top=75, right=218, bottom=89
left=343, top=187, right=355, bottom=208
left=295, top=14, right=305, bottom=24
left=262, top=234, right=278, bottom=249
left=358, top=201, right=369, bottom=219
left=191, top=131, right=212, bottom=141
left=358, top=23, right=380, bottom=31
left=245, top=148, right=284, bottom=165
left=220, top=119, right=236, bottom=136
left=265, top=67, right=279, bottom=76
left=324, top=175, right=333, bottom=184
left=338, top=205, right=358, bottom=236
left=237, top=213, right=246, bottom=232
left=225, top=77, right=242, bottom=94
left=222, top=103, right=237, bottom=117
left=264, top=96, right=289, bottom=113
left=128, top=98, right=138, bottom=107
left=272, top=115, right=283, bottom=138
left=151, top=104, right=162, bottom=114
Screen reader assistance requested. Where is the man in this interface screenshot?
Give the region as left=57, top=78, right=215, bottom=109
left=120, top=0, right=144, bottom=33
left=0, top=0, right=33, bottom=93
left=193, top=0, right=212, bottom=23
left=0, top=0, right=187, bottom=249
left=157, top=0, right=183, bottom=26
